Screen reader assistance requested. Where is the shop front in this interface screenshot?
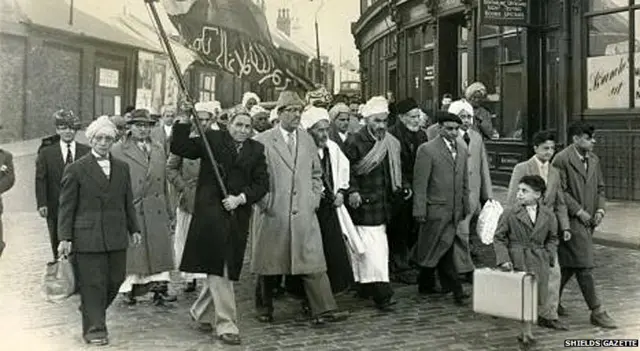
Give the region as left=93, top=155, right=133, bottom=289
left=353, top=0, right=640, bottom=200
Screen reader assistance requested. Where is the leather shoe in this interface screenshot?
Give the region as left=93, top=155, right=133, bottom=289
left=312, top=310, right=350, bottom=325
left=85, top=337, right=109, bottom=346
left=256, top=314, right=274, bottom=323
left=590, top=311, right=617, bottom=329
left=557, top=304, right=568, bottom=316
left=375, top=299, right=397, bottom=312
left=538, top=317, right=569, bottom=330
left=219, top=333, right=241, bottom=345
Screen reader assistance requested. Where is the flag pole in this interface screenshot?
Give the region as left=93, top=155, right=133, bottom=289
left=144, top=0, right=229, bottom=199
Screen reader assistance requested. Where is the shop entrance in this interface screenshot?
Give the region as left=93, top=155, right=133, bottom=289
left=437, top=13, right=468, bottom=106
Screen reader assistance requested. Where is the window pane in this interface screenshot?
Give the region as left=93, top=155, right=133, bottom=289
left=478, top=38, right=500, bottom=98
left=588, top=0, right=629, bottom=12
left=479, top=25, right=499, bottom=37
left=460, top=27, right=469, bottom=46
left=423, top=25, right=435, bottom=47
left=502, top=31, right=523, bottom=62
left=501, top=65, right=525, bottom=140
left=410, top=53, right=421, bottom=99
left=546, top=0, right=561, bottom=25
left=586, top=12, right=630, bottom=108
left=422, top=51, right=434, bottom=113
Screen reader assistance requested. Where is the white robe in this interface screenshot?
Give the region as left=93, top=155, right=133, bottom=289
left=324, top=140, right=388, bottom=283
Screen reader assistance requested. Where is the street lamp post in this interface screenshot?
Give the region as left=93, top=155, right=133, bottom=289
left=313, top=0, right=324, bottom=85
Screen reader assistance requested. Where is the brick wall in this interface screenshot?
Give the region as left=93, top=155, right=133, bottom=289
left=24, top=40, right=81, bottom=139
left=0, top=35, right=26, bottom=144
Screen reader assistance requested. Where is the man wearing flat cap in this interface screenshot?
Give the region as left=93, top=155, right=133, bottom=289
left=413, top=111, right=470, bottom=306
left=252, top=90, right=350, bottom=325
left=387, top=97, right=429, bottom=284
left=111, top=109, right=176, bottom=306
left=35, top=109, right=90, bottom=260
left=448, top=99, right=493, bottom=284
left=57, top=116, right=142, bottom=346
left=343, top=96, right=401, bottom=311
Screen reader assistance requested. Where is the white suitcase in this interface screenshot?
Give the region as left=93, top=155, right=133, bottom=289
left=473, top=268, right=538, bottom=322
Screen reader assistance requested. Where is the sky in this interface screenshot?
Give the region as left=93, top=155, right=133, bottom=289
left=63, top=0, right=360, bottom=68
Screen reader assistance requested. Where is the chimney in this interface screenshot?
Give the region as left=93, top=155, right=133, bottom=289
left=276, top=8, right=292, bottom=37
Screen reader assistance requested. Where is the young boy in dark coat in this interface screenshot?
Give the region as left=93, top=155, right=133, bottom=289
left=493, top=175, right=558, bottom=346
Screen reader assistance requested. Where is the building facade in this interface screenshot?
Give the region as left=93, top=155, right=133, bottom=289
left=352, top=0, right=640, bottom=201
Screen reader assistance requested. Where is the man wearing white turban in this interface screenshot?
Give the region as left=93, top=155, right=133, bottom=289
left=464, top=82, right=495, bottom=139
left=343, top=96, right=402, bottom=311
left=250, top=105, right=271, bottom=135
left=242, top=92, right=261, bottom=111
left=57, top=116, right=142, bottom=346
left=299, top=107, right=356, bottom=295
left=195, top=101, right=224, bottom=131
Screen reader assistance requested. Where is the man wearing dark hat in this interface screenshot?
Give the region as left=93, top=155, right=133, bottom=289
left=35, top=109, right=90, bottom=260
left=387, top=98, right=428, bottom=284
left=412, top=111, right=470, bottom=306
left=252, top=90, right=349, bottom=325
left=111, top=109, right=176, bottom=306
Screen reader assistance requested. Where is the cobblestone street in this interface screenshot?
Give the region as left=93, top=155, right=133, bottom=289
left=1, top=154, right=639, bottom=351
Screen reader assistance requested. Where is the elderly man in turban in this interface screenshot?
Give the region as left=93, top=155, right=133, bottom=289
left=250, top=105, right=271, bottom=135
left=57, top=116, right=142, bottom=346
left=195, top=101, right=224, bottom=131
left=299, top=107, right=355, bottom=295
left=448, top=99, right=493, bottom=284
left=328, top=103, right=352, bottom=152
left=36, top=109, right=91, bottom=260
left=465, top=82, right=495, bottom=140
left=242, top=92, right=261, bottom=111
left=387, top=98, right=429, bottom=284
left=343, top=96, right=402, bottom=311
left=112, top=109, right=176, bottom=306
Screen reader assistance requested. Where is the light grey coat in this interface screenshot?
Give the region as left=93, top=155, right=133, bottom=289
left=251, top=127, right=325, bottom=275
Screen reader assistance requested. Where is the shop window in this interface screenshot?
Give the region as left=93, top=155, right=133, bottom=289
left=422, top=25, right=435, bottom=49
left=588, top=0, right=628, bottom=12
left=585, top=8, right=632, bottom=109
left=423, top=50, right=435, bottom=113
left=478, top=26, right=526, bottom=140
left=199, top=72, right=215, bottom=102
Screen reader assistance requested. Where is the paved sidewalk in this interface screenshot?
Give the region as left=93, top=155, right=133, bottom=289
left=493, top=187, right=640, bottom=251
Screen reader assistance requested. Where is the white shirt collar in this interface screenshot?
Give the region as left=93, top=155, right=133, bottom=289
left=338, top=131, right=348, bottom=141
left=163, top=124, right=172, bottom=137
left=91, top=150, right=109, bottom=161
left=279, top=125, right=296, bottom=141
left=60, top=139, right=76, bottom=150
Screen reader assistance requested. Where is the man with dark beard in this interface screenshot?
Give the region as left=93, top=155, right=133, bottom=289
left=344, top=96, right=402, bottom=311
left=387, top=98, right=428, bottom=284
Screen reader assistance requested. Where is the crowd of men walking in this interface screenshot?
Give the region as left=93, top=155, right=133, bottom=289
left=0, top=82, right=619, bottom=347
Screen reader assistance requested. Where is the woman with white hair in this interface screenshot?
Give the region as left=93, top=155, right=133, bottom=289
left=57, top=116, right=142, bottom=346
left=464, top=82, right=495, bottom=140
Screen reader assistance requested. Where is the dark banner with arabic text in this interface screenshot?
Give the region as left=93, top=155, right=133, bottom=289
left=163, top=0, right=314, bottom=92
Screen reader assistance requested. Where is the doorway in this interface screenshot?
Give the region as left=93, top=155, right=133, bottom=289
left=437, top=13, right=467, bottom=106
left=94, top=55, right=126, bottom=117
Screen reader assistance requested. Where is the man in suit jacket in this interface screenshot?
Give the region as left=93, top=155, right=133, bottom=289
left=552, top=122, right=616, bottom=329
left=387, top=98, right=428, bottom=282
left=0, top=148, right=15, bottom=257
left=252, top=91, right=349, bottom=325
left=412, top=111, right=470, bottom=306
left=35, top=109, right=90, bottom=260
left=150, top=105, right=177, bottom=157
left=57, top=116, right=141, bottom=346
left=507, top=130, right=571, bottom=331
left=171, top=105, right=269, bottom=345
left=448, top=100, right=493, bottom=282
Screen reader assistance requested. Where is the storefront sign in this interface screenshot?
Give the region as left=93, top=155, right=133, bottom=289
left=98, top=68, right=119, bottom=89
left=479, top=0, right=529, bottom=27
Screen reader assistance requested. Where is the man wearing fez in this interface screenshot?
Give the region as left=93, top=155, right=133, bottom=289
left=413, top=111, right=470, bottom=306
left=328, top=102, right=352, bottom=152
left=449, top=100, right=493, bottom=283
left=552, top=122, right=617, bottom=329
left=111, top=109, right=176, bottom=306
left=57, top=116, right=142, bottom=346
left=387, top=98, right=428, bottom=283
left=171, top=105, right=269, bottom=345
left=343, top=96, right=402, bottom=311
left=252, top=90, right=350, bottom=325
left=0, top=147, right=15, bottom=257
left=36, top=109, right=90, bottom=260
left=300, top=106, right=355, bottom=295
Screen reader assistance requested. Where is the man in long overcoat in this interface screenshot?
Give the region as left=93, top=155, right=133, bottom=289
left=388, top=98, right=428, bottom=283
left=252, top=91, right=349, bottom=325
left=552, top=122, right=617, bottom=329
left=111, top=109, right=176, bottom=305
left=448, top=100, right=493, bottom=282
left=171, top=106, right=269, bottom=345
left=0, top=148, right=15, bottom=257
left=412, top=111, right=470, bottom=306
